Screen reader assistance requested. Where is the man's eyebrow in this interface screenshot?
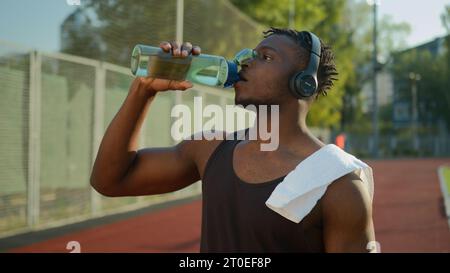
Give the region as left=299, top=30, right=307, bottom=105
left=254, top=45, right=278, bottom=53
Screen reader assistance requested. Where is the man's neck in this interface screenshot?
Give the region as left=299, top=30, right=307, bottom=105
left=248, top=101, right=317, bottom=151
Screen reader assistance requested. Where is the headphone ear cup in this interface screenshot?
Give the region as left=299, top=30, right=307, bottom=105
left=289, top=72, right=318, bottom=99
left=289, top=72, right=303, bottom=99
left=299, top=74, right=318, bottom=98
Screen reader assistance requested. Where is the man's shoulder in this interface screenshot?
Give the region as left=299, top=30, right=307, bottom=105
left=323, top=172, right=369, bottom=204
left=321, top=172, right=372, bottom=223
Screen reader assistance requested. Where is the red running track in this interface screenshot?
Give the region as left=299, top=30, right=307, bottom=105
left=8, top=158, right=450, bottom=253
left=369, top=158, right=450, bottom=252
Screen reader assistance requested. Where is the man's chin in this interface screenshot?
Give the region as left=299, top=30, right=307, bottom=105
left=235, top=94, right=271, bottom=108
left=234, top=97, right=256, bottom=108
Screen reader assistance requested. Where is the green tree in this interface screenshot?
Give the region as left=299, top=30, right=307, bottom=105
left=340, top=1, right=410, bottom=134
left=387, top=5, right=450, bottom=132
left=61, top=8, right=104, bottom=60
left=390, top=47, right=449, bottom=130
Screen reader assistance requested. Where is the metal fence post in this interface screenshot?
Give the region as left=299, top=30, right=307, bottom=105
left=174, top=0, right=184, bottom=133
left=91, top=61, right=105, bottom=216
left=27, top=50, right=41, bottom=228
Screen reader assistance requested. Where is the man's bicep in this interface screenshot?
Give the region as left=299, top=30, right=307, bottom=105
left=322, top=173, right=375, bottom=253
left=113, top=141, right=200, bottom=196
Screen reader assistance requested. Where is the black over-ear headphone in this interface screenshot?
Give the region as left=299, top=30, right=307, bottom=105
left=289, top=31, right=322, bottom=99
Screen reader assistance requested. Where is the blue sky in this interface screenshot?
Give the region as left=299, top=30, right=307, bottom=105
left=0, top=0, right=76, bottom=51
left=375, top=0, right=449, bottom=46
left=0, top=0, right=448, bottom=52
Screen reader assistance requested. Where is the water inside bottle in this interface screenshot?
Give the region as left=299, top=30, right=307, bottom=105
left=136, top=54, right=223, bottom=86
left=131, top=45, right=228, bottom=86
left=148, top=54, right=192, bottom=81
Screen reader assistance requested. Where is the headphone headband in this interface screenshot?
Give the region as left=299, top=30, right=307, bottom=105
left=306, top=32, right=321, bottom=74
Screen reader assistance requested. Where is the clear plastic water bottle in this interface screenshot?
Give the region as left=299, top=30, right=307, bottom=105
left=130, top=44, right=240, bottom=88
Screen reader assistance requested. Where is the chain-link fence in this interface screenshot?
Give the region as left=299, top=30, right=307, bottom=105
left=0, top=0, right=266, bottom=238
left=0, top=42, right=31, bottom=235
left=0, top=42, right=248, bottom=237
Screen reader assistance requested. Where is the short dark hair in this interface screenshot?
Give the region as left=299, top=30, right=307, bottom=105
left=263, top=27, right=338, bottom=98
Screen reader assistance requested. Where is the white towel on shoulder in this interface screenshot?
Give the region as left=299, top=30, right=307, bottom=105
left=265, top=144, right=374, bottom=223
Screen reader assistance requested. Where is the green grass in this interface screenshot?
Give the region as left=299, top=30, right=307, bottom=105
left=443, top=167, right=450, bottom=196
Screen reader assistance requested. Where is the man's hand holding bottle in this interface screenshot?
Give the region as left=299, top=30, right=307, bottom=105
left=130, top=41, right=201, bottom=98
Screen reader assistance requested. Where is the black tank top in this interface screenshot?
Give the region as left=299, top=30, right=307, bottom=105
left=200, top=132, right=324, bottom=252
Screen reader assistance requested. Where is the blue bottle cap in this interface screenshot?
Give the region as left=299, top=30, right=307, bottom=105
left=224, top=61, right=241, bottom=88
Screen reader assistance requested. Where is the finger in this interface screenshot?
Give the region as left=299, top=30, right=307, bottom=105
left=159, top=41, right=172, bottom=52
left=170, top=41, right=180, bottom=56
left=171, top=80, right=193, bottom=90
left=180, top=81, right=193, bottom=89
left=192, top=46, right=201, bottom=56
left=181, top=42, right=193, bottom=57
